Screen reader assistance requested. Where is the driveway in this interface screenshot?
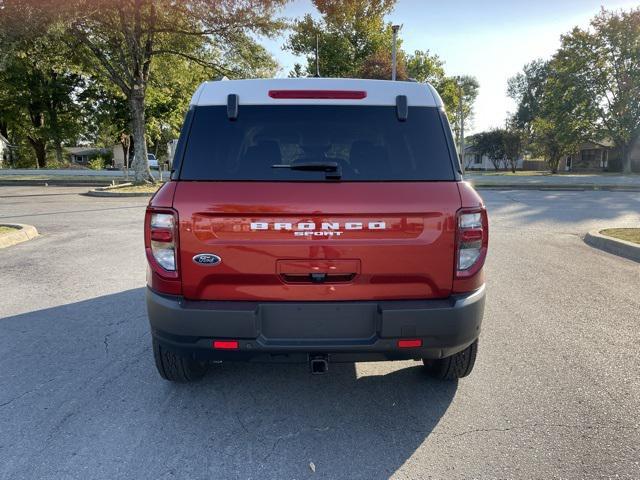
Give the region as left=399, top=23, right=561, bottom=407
left=1, top=186, right=639, bottom=479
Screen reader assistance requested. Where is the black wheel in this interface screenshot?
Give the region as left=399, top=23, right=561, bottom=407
left=152, top=338, right=207, bottom=382
left=423, top=340, right=478, bottom=380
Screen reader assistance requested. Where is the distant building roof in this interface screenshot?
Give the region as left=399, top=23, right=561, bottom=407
left=589, top=139, right=615, bottom=148
left=65, top=146, right=109, bottom=156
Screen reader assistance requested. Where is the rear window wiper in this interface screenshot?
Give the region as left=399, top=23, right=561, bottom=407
left=272, top=161, right=342, bottom=180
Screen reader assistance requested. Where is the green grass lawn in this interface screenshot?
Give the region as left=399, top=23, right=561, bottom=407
left=0, top=226, right=18, bottom=235
left=109, top=183, right=162, bottom=193
left=600, top=228, right=640, bottom=245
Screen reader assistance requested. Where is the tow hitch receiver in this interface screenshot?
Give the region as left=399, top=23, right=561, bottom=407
left=309, top=354, right=329, bottom=375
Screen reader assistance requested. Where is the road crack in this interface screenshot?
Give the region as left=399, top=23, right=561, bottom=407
left=0, top=378, right=56, bottom=408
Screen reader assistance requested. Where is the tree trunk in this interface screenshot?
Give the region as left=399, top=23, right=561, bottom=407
left=27, top=136, right=47, bottom=168
left=55, top=142, right=64, bottom=165
left=619, top=133, right=640, bottom=173
left=129, top=92, right=154, bottom=184
left=619, top=143, right=633, bottom=174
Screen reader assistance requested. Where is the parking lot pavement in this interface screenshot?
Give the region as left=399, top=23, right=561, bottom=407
left=1, top=185, right=639, bottom=480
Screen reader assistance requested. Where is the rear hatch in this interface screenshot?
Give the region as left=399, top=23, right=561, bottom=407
left=173, top=103, right=460, bottom=301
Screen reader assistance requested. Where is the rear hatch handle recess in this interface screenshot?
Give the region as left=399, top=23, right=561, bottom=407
left=272, top=161, right=342, bottom=180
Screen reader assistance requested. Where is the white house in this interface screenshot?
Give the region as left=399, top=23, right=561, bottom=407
left=0, top=133, right=10, bottom=168
left=463, top=145, right=525, bottom=171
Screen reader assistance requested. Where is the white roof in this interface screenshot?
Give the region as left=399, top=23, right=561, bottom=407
left=190, top=78, right=443, bottom=108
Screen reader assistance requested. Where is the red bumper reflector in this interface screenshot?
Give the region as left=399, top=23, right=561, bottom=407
left=397, top=339, right=423, bottom=348
left=268, top=89, right=367, bottom=99
left=213, top=340, right=239, bottom=350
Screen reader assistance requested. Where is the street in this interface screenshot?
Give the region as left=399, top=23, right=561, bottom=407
left=1, top=185, right=639, bottom=479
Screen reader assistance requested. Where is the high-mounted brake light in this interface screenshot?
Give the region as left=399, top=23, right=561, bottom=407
left=268, top=90, right=367, bottom=100
left=455, top=208, right=488, bottom=278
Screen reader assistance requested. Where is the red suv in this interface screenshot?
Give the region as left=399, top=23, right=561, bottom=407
left=145, top=78, right=488, bottom=382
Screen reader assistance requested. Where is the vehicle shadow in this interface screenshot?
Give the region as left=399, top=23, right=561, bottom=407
left=0, top=288, right=457, bottom=480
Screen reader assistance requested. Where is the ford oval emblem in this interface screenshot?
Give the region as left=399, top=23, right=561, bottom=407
left=192, top=253, right=222, bottom=266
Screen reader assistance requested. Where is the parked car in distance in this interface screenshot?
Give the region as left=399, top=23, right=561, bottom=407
left=147, top=153, right=158, bottom=169
left=130, top=153, right=159, bottom=169
left=145, top=78, right=488, bottom=382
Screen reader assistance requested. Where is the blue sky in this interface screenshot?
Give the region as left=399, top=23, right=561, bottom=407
left=262, top=0, right=639, bottom=133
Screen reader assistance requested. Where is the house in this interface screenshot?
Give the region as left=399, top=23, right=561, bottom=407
left=65, top=146, right=110, bottom=165
left=561, top=140, right=640, bottom=172
left=462, top=145, right=534, bottom=171
left=560, top=141, right=615, bottom=172
left=0, top=133, right=11, bottom=168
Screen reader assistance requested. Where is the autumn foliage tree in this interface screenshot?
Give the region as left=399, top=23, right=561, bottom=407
left=2, top=0, right=286, bottom=181
left=509, top=8, right=640, bottom=173
left=552, top=8, right=640, bottom=173
left=287, top=0, right=397, bottom=79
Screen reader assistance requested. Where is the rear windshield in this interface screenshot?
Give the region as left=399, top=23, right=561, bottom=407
left=178, top=105, right=455, bottom=181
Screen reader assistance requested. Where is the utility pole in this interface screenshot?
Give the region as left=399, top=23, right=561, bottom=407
left=314, top=34, right=320, bottom=78
left=457, top=76, right=465, bottom=173
left=391, top=25, right=400, bottom=81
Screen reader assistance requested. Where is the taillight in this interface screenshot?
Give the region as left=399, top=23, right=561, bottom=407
left=150, top=213, right=176, bottom=271
left=145, top=208, right=179, bottom=276
left=455, top=208, right=488, bottom=278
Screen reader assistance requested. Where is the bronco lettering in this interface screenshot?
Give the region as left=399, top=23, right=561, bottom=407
left=250, top=221, right=386, bottom=232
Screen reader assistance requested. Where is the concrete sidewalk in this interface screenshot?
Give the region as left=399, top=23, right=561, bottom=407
left=466, top=172, right=640, bottom=190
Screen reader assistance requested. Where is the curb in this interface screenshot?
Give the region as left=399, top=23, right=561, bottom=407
left=471, top=183, right=640, bottom=192
left=86, top=189, right=155, bottom=198
left=584, top=230, right=640, bottom=263
left=0, top=223, right=39, bottom=249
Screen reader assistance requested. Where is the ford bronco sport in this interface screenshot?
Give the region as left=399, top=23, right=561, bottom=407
left=145, top=78, right=487, bottom=382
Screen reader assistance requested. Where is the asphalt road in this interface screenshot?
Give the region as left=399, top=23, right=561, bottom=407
left=1, top=185, right=639, bottom=480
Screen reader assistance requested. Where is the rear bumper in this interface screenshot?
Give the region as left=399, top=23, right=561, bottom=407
left=147, top=285, right=485, bottom=362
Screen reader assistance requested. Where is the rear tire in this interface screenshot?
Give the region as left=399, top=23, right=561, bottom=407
left=152, top=338, right=207, bottom=382
left=423, top=340, right=478, bottom=380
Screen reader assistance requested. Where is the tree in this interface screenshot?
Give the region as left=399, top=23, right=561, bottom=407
left=406, top=50, right=445, bottom=84
left=502, top=128, right=524, bottom=173
left=508, top=58, right=582, bottom=173
left=359, top=48, right=406, bottom=80
left=4, top=0, right=286, bottom=182
left=287, top=0, right=398, bottom=79
left=552, top=8, right=640, bottom=173
left=472, top=129, right=506, bottom=170
left=507, top=59, right=549, bottom=135
left=0, top=34, right=83, bottom=167
left=439, top=75, right=479, bottom=153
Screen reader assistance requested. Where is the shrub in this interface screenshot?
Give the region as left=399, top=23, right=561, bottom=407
left=88, top=157, right=105, bottom=170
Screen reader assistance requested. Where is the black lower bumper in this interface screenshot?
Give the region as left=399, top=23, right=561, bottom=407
left=147, top=286, right=485, bottom=362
